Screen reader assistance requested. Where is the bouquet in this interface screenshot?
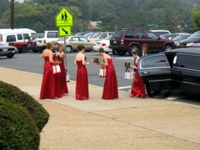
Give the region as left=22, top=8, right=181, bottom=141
left=93, top=58, right=100, bottom=64
left=55, top=53, right=64, bottom=61
left=124, top=62, right=131, bottom=68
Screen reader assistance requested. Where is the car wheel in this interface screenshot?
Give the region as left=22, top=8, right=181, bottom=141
left=164, top=44, right=172, bottom=51
left=33, top=50, right=39, bottom=53
left=117, top=51, right=126, bottom=56
left=129, top=45, right=139, bottom=56
left=112, top=49, right=117, bottom=55
left=22, top=46, right=28, bottom=53
left=145, top=81, right=161, bottom=98
left=7, top=54, right=14, bottom=58
left=66, top=46, right=73, bottom=53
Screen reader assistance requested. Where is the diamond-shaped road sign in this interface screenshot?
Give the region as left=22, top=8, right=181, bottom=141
left=56, top=8, right=73, bottom=27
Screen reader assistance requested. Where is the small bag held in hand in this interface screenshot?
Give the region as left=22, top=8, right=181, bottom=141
left=53, top=65, right=61, bottom=74
left=66, top=71, right=70, bottom=82
left=124, top=69, right=134, bottom=80
left=99, top=67, right=106, bottom=77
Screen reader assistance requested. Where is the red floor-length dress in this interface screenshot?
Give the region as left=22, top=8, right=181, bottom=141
left=53, top=54, right=63, bottom=98
left=40, top=56, right=56, bottom=99
left=59, top=55, right=69, bottom=95
left=131, top=63, right=146, bottom=98
left=76, top=60, right=89, bottom=100
left=102, top=58, right=118, bottom=99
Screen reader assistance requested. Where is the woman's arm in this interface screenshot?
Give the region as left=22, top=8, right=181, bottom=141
left=82, top=54, right=89, bottom=65
left=49, top=51, right=56, bottom=64
left=101, top=56, right=108, bottom=66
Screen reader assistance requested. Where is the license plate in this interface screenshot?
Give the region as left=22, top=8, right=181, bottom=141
left=113, top=40, right=117, bottom=44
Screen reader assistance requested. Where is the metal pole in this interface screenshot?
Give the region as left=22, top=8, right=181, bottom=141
left=10, top=0, right=15, bottom=29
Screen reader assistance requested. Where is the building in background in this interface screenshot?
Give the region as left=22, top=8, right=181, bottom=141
left=88, top=20, right=102, bottom=31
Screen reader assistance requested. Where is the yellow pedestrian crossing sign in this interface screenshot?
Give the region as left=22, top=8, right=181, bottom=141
left=56, top=8, right=73, bottom=26
left=58, top=26, right=71, bottom=36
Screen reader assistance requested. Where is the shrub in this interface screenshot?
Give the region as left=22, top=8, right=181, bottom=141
left=0, top=99, right=40, bottom=150
left=0, top=81, right=49, bottom=131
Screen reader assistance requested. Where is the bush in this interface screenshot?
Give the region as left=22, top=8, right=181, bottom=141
left=0, top=99, right=40, bottom=150
left=0, top=81, right=49, bottom=131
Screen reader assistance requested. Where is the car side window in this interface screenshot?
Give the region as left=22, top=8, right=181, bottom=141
left=125, top=30, right=134, bottom=38
left=147, top=32, right=159, bottom=40
left=47, top=32, right=58, bottom=38
left=6, top=35, right=16, bottom=42
left=136, top=31, right=146, bottom=39
left=174, top=54, right=200, bottom=70
left=71, top=37, right=79, bottom=41
left=141, top=55, right=170, bottom=68
left=17, top=34, right=23, bottom=40
left=79, top=37, right=88, bottom=42
left=23, top=33, right=30, bottom=40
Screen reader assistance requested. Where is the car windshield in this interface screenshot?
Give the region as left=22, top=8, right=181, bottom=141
left=58, top=37, right=68, bottom=41
left=188, top=33, right=200, bottom=39
left=111, top=31, right=123, bottom=39
left=91, top=32, right=102, bottom=38
left=104, top=36, right=112, bottom=40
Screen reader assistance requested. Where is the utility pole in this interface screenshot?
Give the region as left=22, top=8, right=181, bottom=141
left=10, top=0, right=15, bottom=29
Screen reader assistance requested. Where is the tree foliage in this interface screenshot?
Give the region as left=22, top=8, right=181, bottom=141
left=0, top=0, right=199, bottom=33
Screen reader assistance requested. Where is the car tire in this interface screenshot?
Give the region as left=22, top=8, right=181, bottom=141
left=129, top=45, right=139, bottom=56
left=164, top=44, right=172, bottom=51
left=66, top=46, right=73, bottom=53
left=117, top=51, right=126, bottom=56
left=145, top=81, right=161, bottom=98
left=7, top=54, right=14, bottom=58
left=33, top=50, right=39, bottom=53
left=112, top=49, right=117, bottom=55
left=22, top=46, right=28, bottom=53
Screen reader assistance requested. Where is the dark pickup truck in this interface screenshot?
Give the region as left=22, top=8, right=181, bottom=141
left=138, top=48, right=200, bottom=97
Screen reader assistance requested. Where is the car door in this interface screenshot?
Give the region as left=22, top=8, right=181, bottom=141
left=172, top=53, right=200, bottom=94
left=79, top=37, right=93, bottom=50
left=138, top=53, right=172, bottom=92
left=68, top=37, right=80, bottom=50
left=146, top=32, right=163, bottom=51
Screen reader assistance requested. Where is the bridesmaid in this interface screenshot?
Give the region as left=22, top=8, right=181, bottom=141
left=74, top=45, right=89, bottom=100
left=99, top=48, right=118, bottom=100
left=130, top=50, right=146, bottom=98
left=40, top=42, right=61, bottom=99
left=55, top=44, right=69, bottom=95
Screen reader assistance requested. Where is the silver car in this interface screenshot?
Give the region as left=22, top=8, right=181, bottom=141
left=0, top=42, right=18, bottom=58
left=52, top=36, right=94, bottom=53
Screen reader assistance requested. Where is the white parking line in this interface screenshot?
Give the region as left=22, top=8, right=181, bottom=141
left=118, top=86, right=131, bottom=90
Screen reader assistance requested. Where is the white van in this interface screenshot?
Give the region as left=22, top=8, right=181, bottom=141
left=0, top=28, right=38, bottom=43
left=0, top=28, right=38, bottom=52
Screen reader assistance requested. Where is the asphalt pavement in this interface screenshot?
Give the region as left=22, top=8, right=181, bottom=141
left=0, top=67, right=200, bottom=150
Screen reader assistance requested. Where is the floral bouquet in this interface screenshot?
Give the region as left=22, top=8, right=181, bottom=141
left=124, top=62, right=131, bottom=68
left=93, top=58, right=100, bottom=65
left=55, top=53, right=64, bottom=61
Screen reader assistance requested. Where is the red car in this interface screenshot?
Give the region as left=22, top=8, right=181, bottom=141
left=109, top=29, right=176, bottom=56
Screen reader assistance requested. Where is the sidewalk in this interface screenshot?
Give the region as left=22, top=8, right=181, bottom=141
left=0, top=67, right=200, bottom=150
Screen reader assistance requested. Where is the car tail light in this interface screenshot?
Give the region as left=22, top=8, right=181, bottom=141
left=101, top=43, right=106, bottom=46
left=121, top=40, right=124, bottom=44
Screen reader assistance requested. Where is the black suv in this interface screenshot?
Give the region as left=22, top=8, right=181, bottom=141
left=109, top=30, right=175, bottom=56
left=138, top=48, right=200, bottom=97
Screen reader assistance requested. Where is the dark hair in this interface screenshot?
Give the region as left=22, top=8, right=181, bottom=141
left=77, top=45, right=85, bottom=51
left=98, top=47, right=105, bottom=53
left=142, top=43, right=148, bottom=49
left=46, top=42, right=53, bottom=49
left=132, top=50, right=138, bottom=55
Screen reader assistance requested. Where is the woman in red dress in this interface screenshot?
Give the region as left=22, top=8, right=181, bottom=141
left=99, top=48, right=118, bottom=100
left=130, top=50, right=146, bottom=98
left=40, top=42, right=62, bottom=99
left=55, top=44, right=69, bottom=95
left=74, top=45, right=89, bottom=100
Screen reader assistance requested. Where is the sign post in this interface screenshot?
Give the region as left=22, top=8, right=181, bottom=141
left=56, top=8, right=73, bottom=81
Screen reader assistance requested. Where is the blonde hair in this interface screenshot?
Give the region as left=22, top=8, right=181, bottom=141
left=46, top=42, right=53, bottom=49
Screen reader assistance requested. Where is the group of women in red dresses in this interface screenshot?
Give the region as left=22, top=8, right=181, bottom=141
left=40, top=43, right=68, bottom=99
left=40, top=43, right=145, bottom=100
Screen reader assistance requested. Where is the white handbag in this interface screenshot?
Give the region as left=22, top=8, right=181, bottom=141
left=99, top=67, right=106, bottom=77
left=53, top=65, right=61, bottom=74
left=66, top=71, right=70, bottom=82
left=125, top=69, right=134, bottom=80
